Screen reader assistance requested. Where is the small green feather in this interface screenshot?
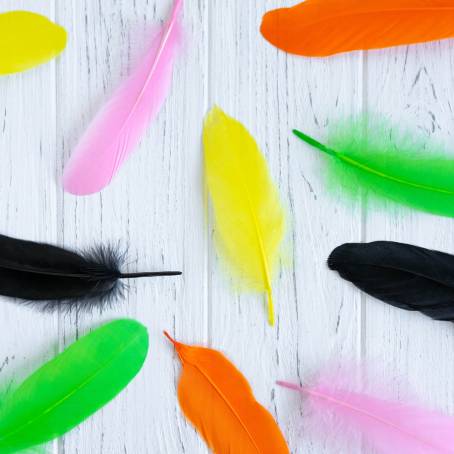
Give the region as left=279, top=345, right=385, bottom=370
left=0, top=319, right=148, bottom=453
left=293, top=117, right=454, bottom=218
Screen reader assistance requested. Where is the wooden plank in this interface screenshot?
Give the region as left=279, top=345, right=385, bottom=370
left=3, top=1, right=454, bottom=453
left=207, top=1, right=363, bottom=452
left=55, top=0, right=207, bottom=452
left=363, top=41, right=454, bottom=434
left=0, top=3, right=59, bottom=454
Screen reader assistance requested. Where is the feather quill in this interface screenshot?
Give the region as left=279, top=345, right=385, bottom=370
left=165, top=332, right=289, bottom=454
left=328, top=241, right=454, bottom=322
left=0, top=234, right=181, bottom=311
left=278, top=380, right=454, bottom=454
left=293, top=116, right=454, bottom=218
left=203, top=106, right=286, bottom=325
left=0, top=11, right=66, bottom=75
left=63, top=0, right=182, bottom=195
left=0, top=319, right=148, bottom=453
left=261, top=0, right=454, bottom=57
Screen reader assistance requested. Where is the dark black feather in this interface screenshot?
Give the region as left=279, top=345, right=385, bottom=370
left=328, top=241, right=454, bottom=321
left=0, top=234, right=181, bottom=312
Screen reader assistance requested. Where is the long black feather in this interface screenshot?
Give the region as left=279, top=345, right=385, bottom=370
left=328, top=241, right=454, bottom=321
left=0, top=234, right=181, bottom=311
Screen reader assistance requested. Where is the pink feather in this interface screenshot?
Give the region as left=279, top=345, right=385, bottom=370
left=278, top=380, right=454, bottom=454
left=63, top=0, right=182, bottom=195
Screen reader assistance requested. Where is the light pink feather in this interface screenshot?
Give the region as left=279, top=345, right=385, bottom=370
left=278, top=380, right=454, bottom=454
left=63, top=0, right=182, bottom=195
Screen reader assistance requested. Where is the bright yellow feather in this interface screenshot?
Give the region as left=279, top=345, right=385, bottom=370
left=203, top=106, right=286, bottom=325
left=0, top=11, right=67, bottom=75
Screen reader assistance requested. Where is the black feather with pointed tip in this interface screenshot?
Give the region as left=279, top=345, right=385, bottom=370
left=328, top=241, right=454, bottom=321
left=0, top=234, right=181, bottom=312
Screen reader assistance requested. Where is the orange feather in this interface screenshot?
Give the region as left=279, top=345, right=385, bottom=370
left=164, top=332, right=289, bottom=454
left=260, top=0, right=454, bottom=56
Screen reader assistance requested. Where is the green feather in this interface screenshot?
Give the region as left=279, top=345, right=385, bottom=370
left=0, top=319, right=148, bottom=453
left=293, top=117, right=454, bottom=217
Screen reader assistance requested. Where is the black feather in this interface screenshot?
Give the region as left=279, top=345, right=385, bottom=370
left=328, top=241, right=454, bottom=321
left=0, top=234, right=181, bottom=312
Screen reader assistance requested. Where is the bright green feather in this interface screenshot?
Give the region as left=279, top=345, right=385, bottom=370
left=293, top=117, right=454, bottom=217
left=0, top=319, right=148, bottom=453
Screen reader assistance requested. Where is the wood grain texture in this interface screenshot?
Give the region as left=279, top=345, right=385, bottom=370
left=0, top=0, right=453, bottom=453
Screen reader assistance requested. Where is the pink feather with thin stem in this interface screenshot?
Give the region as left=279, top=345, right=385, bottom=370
left=63, top=0, right=182, bottom=195
left=278, top=380, right=454, bottom=454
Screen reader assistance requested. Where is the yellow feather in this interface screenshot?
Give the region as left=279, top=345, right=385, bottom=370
left=0, top=11, right=67, bottom=75
left=203, top=106, right=286, bottom=325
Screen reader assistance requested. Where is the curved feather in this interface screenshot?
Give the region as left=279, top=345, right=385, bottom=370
left=203, top=107, right=286, bottom=325
left=293, top=117, right=454, bottom=217
left=0, top=320, right=148, bottom=453
left=329, top=241, right=454, bottom=321
left=63, top=0, right=182, bottom=195
left=0, top=11, right=67, bottom=75
left=278, top=381, right=454, bottom=454
left=166, top=333, right=289, bottom=454
left=261, top=0, right=454, bottom=57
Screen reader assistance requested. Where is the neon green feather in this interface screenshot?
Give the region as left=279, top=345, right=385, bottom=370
left=0, top=319, right=148, bottom=453
left=294, top=117, right=454, bottom=217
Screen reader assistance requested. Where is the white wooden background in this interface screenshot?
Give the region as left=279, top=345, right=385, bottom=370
left=1, top=1, right=454, bottom=453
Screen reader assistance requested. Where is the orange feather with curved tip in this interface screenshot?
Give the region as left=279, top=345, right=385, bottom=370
left=260, top=0, right=454, bottom=57
left=164, top=332, right=289, bottom=454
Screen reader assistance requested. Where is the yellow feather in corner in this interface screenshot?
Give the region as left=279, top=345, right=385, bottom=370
left=203, top=106, right=286, bottom=325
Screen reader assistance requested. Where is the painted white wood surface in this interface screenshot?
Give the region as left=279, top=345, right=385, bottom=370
left=1, top=1, right=454, bottom=453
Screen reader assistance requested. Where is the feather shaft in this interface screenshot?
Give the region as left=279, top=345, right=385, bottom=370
left=279, top=381, right=416, bottom=437
left=110, top=0, right=183, bottom=179
left=242, top=181, right=275, bottom=325
left=119, top=271, right=181, bottom=278
left=292, top=129, right=336, bottom=156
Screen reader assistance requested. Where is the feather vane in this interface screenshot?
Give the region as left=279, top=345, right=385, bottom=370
left=329, top=241, right=454, bottom=321
left=293, top=117, right=454, bottom=218
left=278, top=380, right=454, bottom=454
left=261, top=0, right=454, bottom=56
left=0, top=320, right=148, bottom=453
left=0, top=11, right=66, bottom=75
left=63, top=0, right=182, bottom=195
left=166, top=332, right=289, bottom=454
left=0, top=234, right=181, bottom=311
left=203, top=106, right=286, bottom=325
